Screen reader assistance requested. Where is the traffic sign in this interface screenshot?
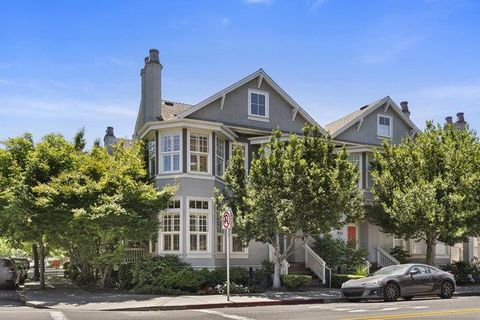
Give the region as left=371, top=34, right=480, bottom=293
left=222, top=209, right=233, bottom=230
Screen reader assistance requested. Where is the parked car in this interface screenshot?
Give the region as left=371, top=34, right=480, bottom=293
left=0, top=258, right=18, bottom=289
left=12, top=258, right=29, bottom=285
left=341, top=263, right=456, bottom=302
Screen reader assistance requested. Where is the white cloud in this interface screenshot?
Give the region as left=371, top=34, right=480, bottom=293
left=244, top=0, right=273, bottom=4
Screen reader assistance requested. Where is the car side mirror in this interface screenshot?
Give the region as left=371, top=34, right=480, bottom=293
left=409, top=269, right=420, bottom=276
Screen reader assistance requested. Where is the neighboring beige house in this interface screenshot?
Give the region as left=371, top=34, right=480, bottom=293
left=105, top=49, right=478, bottom=282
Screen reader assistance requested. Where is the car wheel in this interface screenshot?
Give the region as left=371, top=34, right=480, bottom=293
left=403, top=296, right=413, bottom=301
left=346, top=298, right=361, bottom=303
left=440, top=281, right=454, bottom=299
left=383, top=283, right=400, bottom=302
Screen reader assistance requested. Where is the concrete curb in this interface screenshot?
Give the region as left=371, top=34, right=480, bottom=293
left=102, top=297, right=343, bottom=312
left=454, top=291, right=480, bottom=297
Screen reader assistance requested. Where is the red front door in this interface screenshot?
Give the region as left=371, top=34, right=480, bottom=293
left=347, top=226, right=357, bottom=243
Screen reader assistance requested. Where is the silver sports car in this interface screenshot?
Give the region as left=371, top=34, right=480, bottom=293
left=341, top=263, right=456, bottom=302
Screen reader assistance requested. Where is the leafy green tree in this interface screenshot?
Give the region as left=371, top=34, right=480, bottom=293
left=367, top=122, right=480, bottom=265
left=219, top=126, right=362, bottom=288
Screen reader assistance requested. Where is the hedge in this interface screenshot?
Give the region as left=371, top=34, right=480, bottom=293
left=281, top=274, right=312, bottom=290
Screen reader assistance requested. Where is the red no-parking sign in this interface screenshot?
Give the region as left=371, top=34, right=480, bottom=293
left=222, top=209, right=233, bottom=230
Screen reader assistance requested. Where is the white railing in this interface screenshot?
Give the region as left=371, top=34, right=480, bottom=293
left=361, top=259, right=372, bottom=275
left=304, top=244, right=331, bottom=287
left=375, top=246, right=400, bottom=267
left=268, top=244, right=290, bottom=275
left=124, top=248, right=148, bottom=263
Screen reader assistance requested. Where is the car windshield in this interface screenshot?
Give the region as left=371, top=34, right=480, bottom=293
left=373, top=265, right=410, bottom=276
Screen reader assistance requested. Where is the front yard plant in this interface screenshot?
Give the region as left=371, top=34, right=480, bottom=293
left=281, top=274, right=312, bottom=290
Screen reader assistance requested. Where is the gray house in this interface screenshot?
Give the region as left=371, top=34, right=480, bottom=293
left=110, top=49, right=478, bottom=276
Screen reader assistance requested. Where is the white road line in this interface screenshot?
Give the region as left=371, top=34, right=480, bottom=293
left=49, top=310, right=68, bottom=320
left=196, top=309, right=255, bottom=320
left=349, top=309, right=367, bottom=313
left=379, top=307, right=399, bottom=311
left=332, top=308, right=352, bottom=311
left=412, top=306, right=429, bottom=309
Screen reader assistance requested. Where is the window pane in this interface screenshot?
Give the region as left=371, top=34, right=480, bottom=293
left=190, top=235, right=197, bottom=251
left=251, top=93, right=258, bottom=104
left=190, top=216, right=196, bottom=231
left=199, top=235, right=207, bottom=251
left=202, top=201, right=208, bottom=210
left=258, top=94, right=265, bottom=105
left=189, top=200, right=195, bottom=208
left=173, top=135, right=180, bottom=151
left=199, top=136, right=208, bottom=153
left=199, top=155, right=208, bottom=172
left=190, top=135, right=198, bottom=152
left=251, top=104, right=259, bottom=115
left=173, top=214, right=180, bottom=231
left=164, top=235, right=171, bottom=251
left=217, top=235, right=224, bottom=252
left=173, top=154, right=180, bottom=171
left=163, top=136, right=171, bottom=152
left=173, top=234, right=180, bottom=251
left=232, top=236, right=244, bottom=252
left=163, top=155, right=171, bottom=172
left=190, top=154, right=198, bottom=171
left=258, top=104, right=265, bottom=116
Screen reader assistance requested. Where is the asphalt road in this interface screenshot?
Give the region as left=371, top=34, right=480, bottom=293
left=2, top=290, right=480, bottom=319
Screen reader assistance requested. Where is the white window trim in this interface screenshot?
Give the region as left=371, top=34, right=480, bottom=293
left=186, top=197, right=212, bottom=258
left=160, top=132, right=182, bottom=174
left=215, top=136, right=226, bottom=178
left=159, top=197, right=182, bottom=254
left=187, top=131, right=212, bottom=175
left=248, top=89, right=269, bottom=122
left=377, top=114, right=393, bottom=138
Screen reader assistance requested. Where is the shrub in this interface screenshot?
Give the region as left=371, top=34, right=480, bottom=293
left=281, top=274, right=312, bottom=290
left=312, top=235, right=368, bottom=274
left=389, top=246, right=411, bottom=264
left=118, top=263, right=134, bottom=290
left=331, top=274, right=365, bottom=289
left=230, top=267, right=250, bottom=286
left=443, top=261, right=479, bottom=285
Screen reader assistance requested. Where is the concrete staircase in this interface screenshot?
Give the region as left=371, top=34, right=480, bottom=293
left=287, top=262, right=324, bottom=286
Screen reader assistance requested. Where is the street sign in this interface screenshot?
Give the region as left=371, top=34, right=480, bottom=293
left=222, top=208, right=234, bottom=301
left=222, top=209, right=233, bottom=230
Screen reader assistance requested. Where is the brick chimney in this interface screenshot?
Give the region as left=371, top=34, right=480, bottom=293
left=400, top=101, right=410, bottom=118
left=445, top=116, right=453, bottom=125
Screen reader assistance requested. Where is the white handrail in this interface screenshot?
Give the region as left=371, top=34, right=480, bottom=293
left=304, top=244, right=331, bottom=287
left=375, top=246, right=400, bottom=267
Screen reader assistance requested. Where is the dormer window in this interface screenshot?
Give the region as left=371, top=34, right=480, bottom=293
left=377, top=115, right=392, bottom=138
left=248, top=89, right=269, bottom=122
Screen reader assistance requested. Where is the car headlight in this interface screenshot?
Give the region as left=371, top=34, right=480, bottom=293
left=363, top=279, right=381, bottom=286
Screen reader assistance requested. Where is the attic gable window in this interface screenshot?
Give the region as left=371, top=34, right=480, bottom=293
left=377, top=115, right=392, bottom=138
left=248, top=89, right=269, bottom=122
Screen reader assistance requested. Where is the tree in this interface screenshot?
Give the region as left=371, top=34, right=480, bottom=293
left=218, top=126, right=363, bottom=288
left=366, top=122, right=480, bottom=265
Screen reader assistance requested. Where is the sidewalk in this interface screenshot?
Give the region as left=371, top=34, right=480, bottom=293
left=22, top=269, right=342, bottom=311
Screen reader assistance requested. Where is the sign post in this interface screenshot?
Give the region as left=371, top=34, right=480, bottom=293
left=222, top=209, right=233, bottom=301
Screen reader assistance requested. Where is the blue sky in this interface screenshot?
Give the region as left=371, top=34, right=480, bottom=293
left=0, top=0, right=479, bottom=144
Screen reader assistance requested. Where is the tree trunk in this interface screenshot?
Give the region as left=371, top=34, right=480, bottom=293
left=426, top=239, right=437, bottom=266
left=32, top=244, right=40, bottom=281
left=273, top=257, right=281, bottom=289
left=38, top=237, right=45, bottom=290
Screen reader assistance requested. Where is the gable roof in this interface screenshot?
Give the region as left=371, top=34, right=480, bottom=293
left=176, top=69, right=327, bottom=135
left=325, top=96, right=420, bottom=138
